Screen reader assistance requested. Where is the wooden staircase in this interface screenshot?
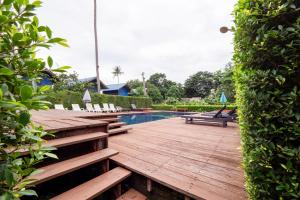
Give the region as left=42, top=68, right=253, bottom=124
left=27, top=121, right=137, bottom=200
left=105, top=117, right=132, bottom=136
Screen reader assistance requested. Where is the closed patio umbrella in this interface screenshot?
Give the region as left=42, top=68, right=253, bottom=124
left=83, top=89, right=92, bottom=103
left=220, top=92, right=227, bottom=104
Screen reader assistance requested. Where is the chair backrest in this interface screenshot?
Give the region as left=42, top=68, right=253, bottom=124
left=94, top=104, right=102, bottom=112
left=116, top=106, right=122, bottom=112
left=86, top=103, right=94, bottom=112
left=131, top=104, right=137, bottom=109
left=213, top=105, right=226, bottom=118
left=102, top=103, right=110, bottom=112
left=227, top=107, right=237, bottom=116
left=54, top=104, right=65, bottom=110
left=72, top=104, right=81, bottom=111
left=109, top=103, right=116, bottom=112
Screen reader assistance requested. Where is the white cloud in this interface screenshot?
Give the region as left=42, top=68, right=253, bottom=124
left=37, top=0, right=236, bottom=84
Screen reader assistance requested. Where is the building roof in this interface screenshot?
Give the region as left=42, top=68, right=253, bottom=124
left=79, top=77, right=108, bottom=89
left=101, top=83, right=130, bottom=92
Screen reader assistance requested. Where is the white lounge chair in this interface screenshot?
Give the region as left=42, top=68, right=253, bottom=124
left=116, top=106, right=123, bottom=112
left=109, top=103, right=117, bottom=112
left=86, top=103, right=95, bottom=112
left=102, top=103, right=110, bottom=112
left=54, top=104, right=66, bottom=110
left=72, top=104, right=84, bottom=112
left=93, top=104, right=103, bottom=112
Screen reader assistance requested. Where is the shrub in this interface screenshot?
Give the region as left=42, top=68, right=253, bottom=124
left=0, top=0, right=68, bottom=198
left=234, top=0, right=300, bottom=199
left=151, top=104, right=175, bottom=111
left=47, top=91, right=152, bottom=109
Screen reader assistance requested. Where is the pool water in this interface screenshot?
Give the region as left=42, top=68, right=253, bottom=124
left=120, top=112, right=191, bottom=125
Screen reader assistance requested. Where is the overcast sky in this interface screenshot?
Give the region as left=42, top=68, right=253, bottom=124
left=37, top=0, right=236, bottom=84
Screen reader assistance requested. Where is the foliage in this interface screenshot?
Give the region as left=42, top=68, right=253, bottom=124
left=146, top=83, right=163, bottom=103
left=52, top=71, right=92, bottom=93
left=166, top=84, right=184, bottom=100
left=152, top=104, right=236, bottom=112
left=234, top=0, right=300, bottom=199
left=112, top=66, right=123, bottom=84
left=127, top=79, right=143, bottom=89
left=148, top=73, right=176, bottom=99
left=47, top=91, right=152, bottom=109
left=184, top=71, right=215, bottom=98
left=214, top=63, right=235, bottom=102
left=0, top=0, right=68, bottom=198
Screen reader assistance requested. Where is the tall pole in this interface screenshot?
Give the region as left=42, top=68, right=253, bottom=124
left=93, top=0, right=101, bottom=93
left=142, top=72, right=147, bottom=96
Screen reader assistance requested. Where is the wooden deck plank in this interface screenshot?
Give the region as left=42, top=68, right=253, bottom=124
left=117, top=189, right=147, bottom=200
left=30, top=148, right=118, bottom=185
left=51, top=167, right=131, bottom=200
left=109, top=118, right=246, bottom=200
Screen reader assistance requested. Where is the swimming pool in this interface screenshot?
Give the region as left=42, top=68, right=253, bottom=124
left=119, top=112, right=191, bottom=125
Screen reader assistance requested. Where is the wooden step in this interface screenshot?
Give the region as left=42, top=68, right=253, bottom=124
left=108, top=122, right=126, bottom=129
left=51, top=167, right=132, bottom=200
left=101, top=118, right=119, bottom=123
left=11, top=132, right=108, bottom=155
left=117, top=189, right=147, bottom=200
left=30, top=148, right=118, bottom=185
left=108, top=127, right=132, bottom=136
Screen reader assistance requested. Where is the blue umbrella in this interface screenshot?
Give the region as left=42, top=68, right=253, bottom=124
left=220, top=92, right=227, bottom=104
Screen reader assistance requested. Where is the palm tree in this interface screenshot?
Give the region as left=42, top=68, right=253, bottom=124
left=112, top=66, right=124, bottom=84
left=93, top=0, right=101, bottom=93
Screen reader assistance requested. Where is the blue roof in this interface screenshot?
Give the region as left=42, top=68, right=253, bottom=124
left=101, top=83, right=129, bottom=92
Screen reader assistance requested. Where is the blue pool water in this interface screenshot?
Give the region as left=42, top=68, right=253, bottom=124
left=120, top=112, right=191, bottom=125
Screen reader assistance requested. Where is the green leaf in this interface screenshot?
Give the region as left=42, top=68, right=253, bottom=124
left=47, top=56, right=53, bottom=67
left=12, top=33, right=23, bottom=42
left=3, top=0, right=14, bottom=5
left=4, top=169, right=14, bottom=186
left=52, top=66, right=71, bottom=72
left=39, top=85, right=51, bottom=92
left=0, top=89, right=2, bottom=100
left=45, top=153, right=58, bottom=159
left=20, top=85, right=33, bottom=101
left=18, top=190, right=38, bottom=196
left=19, top=112, right=31, bottom=126
left=45, top=26, right=52, bottom=38
left=0, top=15, right=8, bottom=24
left=48, top=37, right=65, bottom=43
left=0, top=68, right=14, bottom=76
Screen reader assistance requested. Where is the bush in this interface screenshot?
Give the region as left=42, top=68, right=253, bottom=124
left=234, top=0, right=300, bottom=199
left=152, top=104, right=236, bottom=112
left=47, top=91, right=152, bottom=109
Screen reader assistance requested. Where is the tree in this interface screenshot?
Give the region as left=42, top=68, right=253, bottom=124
left=112, top=66, right=123, bottom=84
left=0, top=1, right=69, bottom=198
left=184, top=71, right=214, bottom=98
left=148, top=73, right=176, bottom=99
left=166, top=84, right=184, bottom=100
left=127, top=79, right=143, bottom=89
left=214, top=63, right=235, bottom=102
left=147, top=84, right=163, bottom=103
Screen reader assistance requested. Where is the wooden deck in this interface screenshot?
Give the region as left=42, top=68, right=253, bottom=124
left=109, top=118, right=246, bottom=200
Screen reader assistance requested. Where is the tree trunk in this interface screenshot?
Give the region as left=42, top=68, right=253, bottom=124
left=93, top=0, right=101, bottom=93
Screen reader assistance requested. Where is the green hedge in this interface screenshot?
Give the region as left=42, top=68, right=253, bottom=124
left=234, top=1, right=300, bottom=199
left=47, top=91, right=152, bottom=109
left=152, top=104, right=236, bottom=112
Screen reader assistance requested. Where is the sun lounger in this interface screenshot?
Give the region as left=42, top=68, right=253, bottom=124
left=201, top=105, right=226, bottom=117
left=131, top=104, right=145, bottom=111
left=181, top=107, right=237, bottom=127
left=54, top=104, right=66, bottom=110
left=93, top=104, right=103, bottom=112
left=116, top=106, right=123, bottom=112
left=86, top=103, right=95, bottom=112
left=109, top=103, right=117, bottom=112
left=102, top=103, right=111, bottom=112
left=72, top=104, right=84, bottom=112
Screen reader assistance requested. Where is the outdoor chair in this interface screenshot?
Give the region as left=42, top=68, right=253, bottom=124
left=201, top=105, right=227, bottom=117
left=86, top=103, right=96, bottom=112
left=102, top=103, right=111, bottom=112
left=116, top=106, right=123, bottom=112
left=181, top=107, right=237, bottom=128
left=93, top=104, right=103, bottom=112
left=109, top=103, right=117, bottom=112
left=72, top=104, right=85, bottom=112
left=131, top=104, right=143, bottom=111
left=54, top=104, right=67, bottom=110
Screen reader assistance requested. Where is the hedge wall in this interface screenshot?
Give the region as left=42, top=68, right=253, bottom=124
left=234, top=1, right=300, bottom=199
left=47, top=91, right=152, bottom=109
left=152, top=104, right=236, bottom=112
